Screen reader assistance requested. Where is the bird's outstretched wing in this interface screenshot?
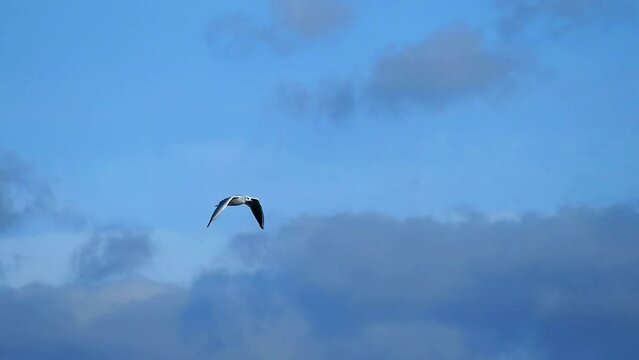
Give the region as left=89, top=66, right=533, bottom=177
left=207, top=196, right=236, bottom=227
left=246, top=198, right=264, bottom=229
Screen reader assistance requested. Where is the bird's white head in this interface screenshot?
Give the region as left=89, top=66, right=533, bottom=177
left=244, top=196, right=251, bottom=202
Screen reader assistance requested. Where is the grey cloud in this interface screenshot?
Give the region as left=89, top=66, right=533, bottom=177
left=72, top=225, right=154, bottom=283
left=205, top=15, right=295, bottom=57
left=0, top=280, right=202, bottom=360
left=0, top=151, right=56, bottom=234
left=274, top=81, right=312, bottom=117
left=0, top=277, right=312, bottom=360
left=274, top=23, right=524, bottom=122
left=222, top=204, right=639, bottom=359
left=496, top=0, right=637, bottom=35
left=205, top=0, right=352, bottom=56
left=182, top=271, right=322, bottom=359
left=275, top=78, right=356, bottom=124
left=368, top=24, right=520, bottom=111
left=1, top=204, right=639, bottom=358
left=0, top=284, right=77, bottom=358
left=271, top=0, right=352, bottom=39
left=0, top=151, right=86, bottom=235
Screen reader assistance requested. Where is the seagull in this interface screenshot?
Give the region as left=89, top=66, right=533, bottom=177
left=207, top=195, right=264, bottom=229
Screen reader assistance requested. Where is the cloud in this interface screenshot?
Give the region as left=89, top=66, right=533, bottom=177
left=0, top=151, right=86, bottom=235
left=205, top=15, right=294, bottom=57
left=205, top=0, right=352, bottom=56
left=274, top=78, right=356, bottom=124
left=219, top=204, right=639, bottom=358
left=0, top=151, right=56, bottom=234
left=72, top=225, right=154, bottom=283
left=270, top=0, right=352, bottom=39
left=1, top=204, right=639, bottom=358
left=0, top=279, right=201, bottom=360
left=367, top=23, right=520, bottom=111
left=496, top=0, right=638, bottom=36
left=182, top=271, right=322, bottom=358
left=274, top=23, right=524, bottom=122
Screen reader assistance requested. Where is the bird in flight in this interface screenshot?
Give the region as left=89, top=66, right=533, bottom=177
left=207, top=195, right=264, bottom=229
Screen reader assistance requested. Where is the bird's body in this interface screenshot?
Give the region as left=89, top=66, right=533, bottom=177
left=227, top=196, right=249, bottom=206
left=207, top=195, right=264, bottom=229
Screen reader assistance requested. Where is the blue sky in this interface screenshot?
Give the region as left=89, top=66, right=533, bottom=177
left=1, top=0, right=639, bottom=358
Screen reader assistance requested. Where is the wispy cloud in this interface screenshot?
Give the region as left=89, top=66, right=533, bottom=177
left=496, top=0, right=638, bottom=36
left=205, top=14, right=294, bottom=56
left=274, top=23, right=525, bottom=121
left=270, top=0, right=352, bottom=39
left=0, top=151, right=51, bottom=232
left=72, top=225, right=154, bottom=283
left=0, top=151, right=84, bottom=234
left=274, top=78, right=356, bottom=124
left=205, top=0, right=352, bottom=56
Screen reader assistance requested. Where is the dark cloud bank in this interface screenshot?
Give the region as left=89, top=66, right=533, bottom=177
left=2, top=204, right=639, bottom=359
